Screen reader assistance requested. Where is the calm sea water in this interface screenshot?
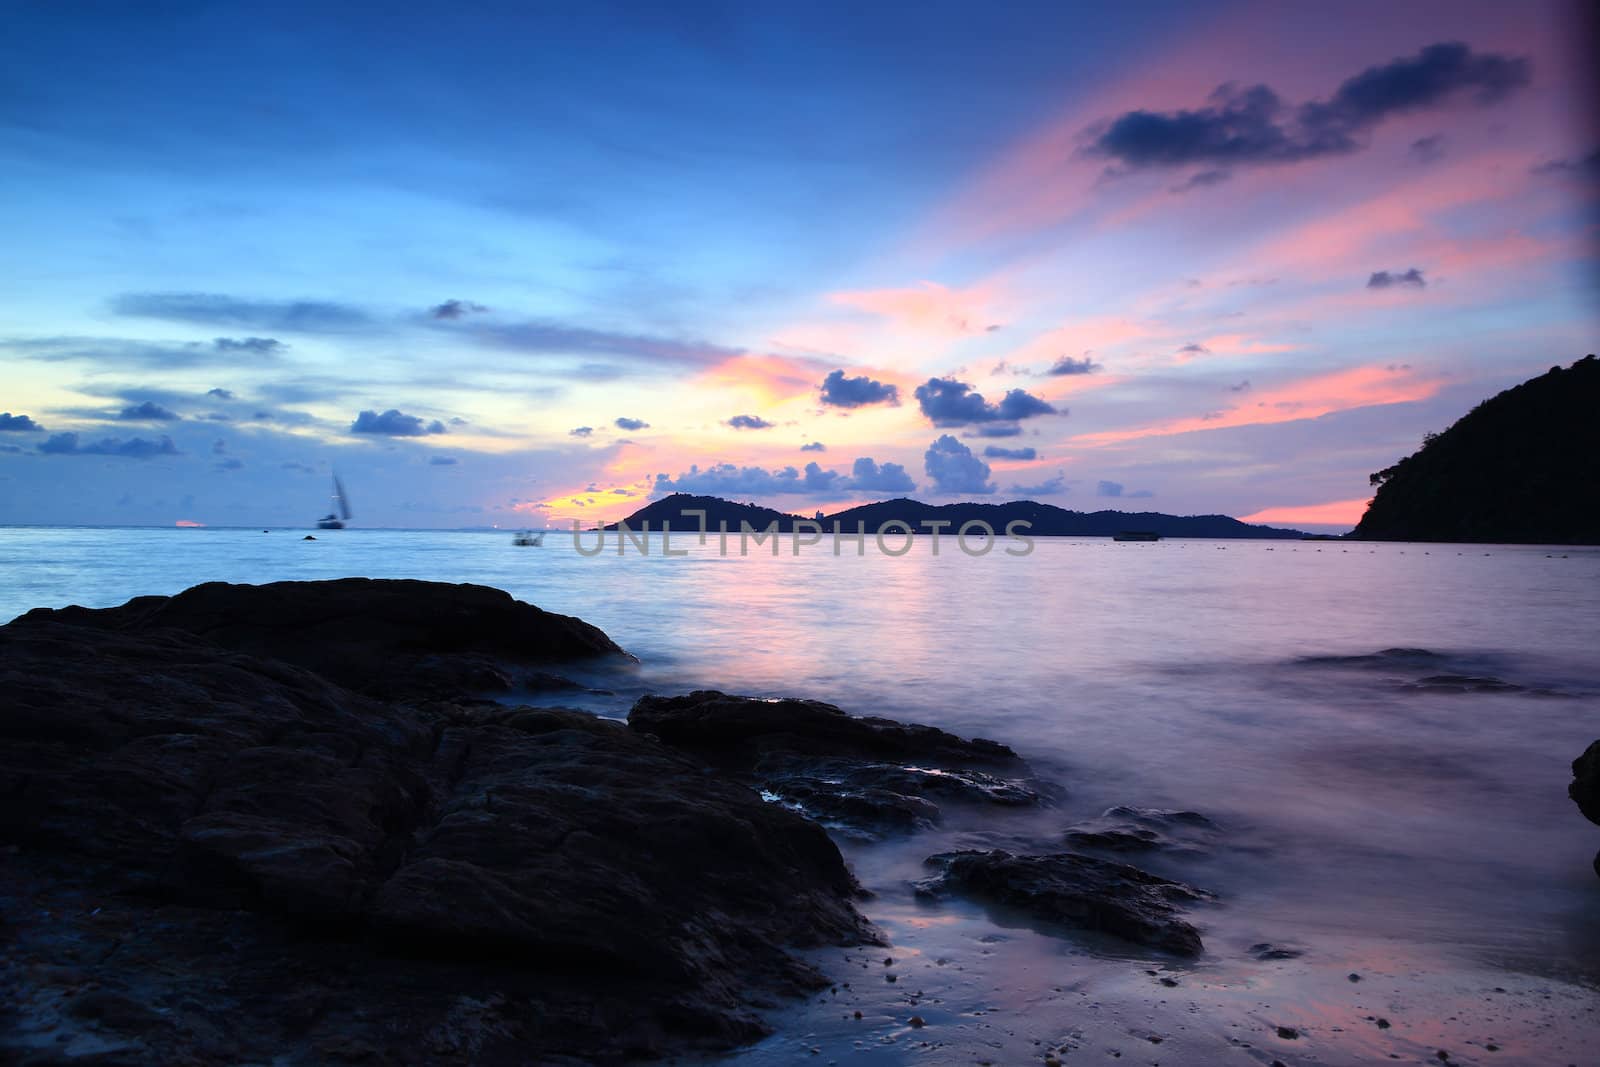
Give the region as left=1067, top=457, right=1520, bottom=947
left=5, top=525, right=1599, bottom=1061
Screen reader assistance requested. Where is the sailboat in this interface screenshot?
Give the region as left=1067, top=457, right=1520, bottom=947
left=316, top=474, right=352, bottom=530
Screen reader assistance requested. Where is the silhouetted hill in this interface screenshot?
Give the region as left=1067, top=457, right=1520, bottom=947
left=1354, top=354, right=1600, bottom=544
left=607, top=492, right=1306, bottom=539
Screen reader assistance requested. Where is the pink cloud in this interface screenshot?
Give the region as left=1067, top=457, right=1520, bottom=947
left=1074, top=363, right=1443, bottom=447
left=828, top=281, right=1001, bottom=336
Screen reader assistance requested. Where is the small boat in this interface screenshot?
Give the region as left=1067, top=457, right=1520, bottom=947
left=317, top=474, right=351, bottom=530
left=1113, top=530, right=1160, bottom=542
left=513, top=530, right=545, bottom=547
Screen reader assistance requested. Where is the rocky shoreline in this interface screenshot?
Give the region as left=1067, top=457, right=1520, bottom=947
left=2, top=579, right=1215, bottom=1063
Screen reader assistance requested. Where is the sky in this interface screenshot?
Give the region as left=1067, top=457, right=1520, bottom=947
left=1, top=0, right=1596, bottom=532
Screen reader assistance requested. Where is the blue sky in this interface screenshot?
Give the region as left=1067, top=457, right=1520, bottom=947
left=2, top=0, right=1595, bottom=529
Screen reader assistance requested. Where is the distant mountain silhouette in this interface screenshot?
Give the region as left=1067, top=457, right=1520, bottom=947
left=1355, top=354, right=1600, bottom=544
left=606, top=492, right=1307, bottom=539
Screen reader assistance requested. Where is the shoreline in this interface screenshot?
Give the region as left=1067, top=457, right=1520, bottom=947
left=3, top=579, right=1598, bottom=1064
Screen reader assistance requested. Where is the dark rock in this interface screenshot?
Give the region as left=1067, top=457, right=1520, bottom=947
left=1405, top=674, right=1523, bottom=693
left=629, top=690, right=1037, bottom=837
left=1250, top=943, right=1303, bottom=961
left=15, top=578, right=632, bottom=700
left=1064, top=806, right=1219, bottom=857
left=1571, top=739, right=1600, bottom=879
left=914, top=849, right=1210, bottom=957
left=0, top=587, right=875, bottom=1064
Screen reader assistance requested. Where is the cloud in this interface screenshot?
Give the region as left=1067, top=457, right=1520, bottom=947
left=429, top=456, right=458, bottom=466
left=0, top=412, right=43, bottom=432
left=973, top=423, right=1023, bottom=438
left=113, top=293, right=370, bottom=332
left=119, top=400, right=180, bottom=421
left=211, top=439, right=226, bottom=454
left=1178, top=343, right=1208, bottom=356
left=37, top=433, right=179, bottom=458
left=1088, top=43, right=1530, bottom=174
left=1410, top=134, right=1446, bottom=163
left=1170, top=168, right=1232, bottom=193
left=1532, top=147, right=1600, bottom=179
left=1009, top=473, right=1067, bottom=496
left=215, top=457, right=243, bottom=471
left=727, top=414, right=774, bottom=430
left=614, top=417, right=650, bottom=431
left=1047, top=355, right=1100, bottom=376
left=1229, top=380, right=1253, bottom=393
left=924, top=434, right=995, bottom=495
left=819, top=369, right=900, bottom=408
left=1097, top=480, right=1155, bottom=499
left=914, top=377, right=1057, bottom=427
left=4, top=335, right=286, bottom=369
left=569, top=426, right=594, bottom=437
left=350, top=409, right=447, bottom=436
left=653, top=455, right=914, bottom=497
left=456, top=319, right=743, bottom=369
left=1367, top=268, right=1426, bottom=289
left=984, top=446, right=1037, bottom=460
left=212, top=337, right=284, bottom=356
left=845, top=457, right=916, bottom=493
left=799, top=441, right=827, bottom=452
left=430, top=299, right=488, bottom=320
left=206, top=388, right=235, bottom=400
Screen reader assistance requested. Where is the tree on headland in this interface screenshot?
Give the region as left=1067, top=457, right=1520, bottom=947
left=1354, top=355, right=1600, bottom=544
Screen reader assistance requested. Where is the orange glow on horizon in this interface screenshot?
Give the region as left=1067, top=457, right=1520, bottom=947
left=1240, top=498, right=1372, bottom=526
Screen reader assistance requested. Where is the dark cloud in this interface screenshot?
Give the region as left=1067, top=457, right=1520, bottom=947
left=614, top=417, right=650, bottom=431
left=984, top=446, right=1037, bottom=460
left=1410, top=134, right=1446, bottom=163
left=1047, top=355, right=1100, bottom=376
left=569, top=426, right=594, bottom=437
left=973, top=423, right=1023, bottom=438
left=1367, top=268, right=1426, bottom=289
left=819, top=369, right=900, bottom=408
left=113, top=293, right=370, bottom=332
left=429, top=456, right=458, bottom=466
left=206, top=388, right=235, bottom=400
left=215, top=457, right=244, bottom=471
left=350, top=409, right=447, bottom=436
left=914, top=377, right=1057, bottom=427
left=457, top=319, right=743, bottom=369
left=1088, top=43, right=1530, bottom=175
left=37, top=433, right=179, bottom=458
left=430, top=299, right=489, bottom=320
left=1178, top=343, right=1209, bottom=355
left=119, top=400, right=180, bottom=421
left=212, top=337, right=284, bottom=356
left=1532, top=147, right=1600, bottom=179
left=924, top=434, right=995, bottom=495
left=0, top=412, right=43, bottom=432
left=653, top=455, right=914, bottom=497
left=1009, top=473, right=1067, bottom=496
left=211, top=439, right=226, bottom=454
left=282, top=462, right=315, bottom=474
left=1170, top=168, right=1232, bottom=193
left=727, top=414, right=774, bottom=430
left=799, top=441, right=826, bottom=452
left=1097, top=480, right=1155, bottom=499
left=1229, top=379, right=1253, bottom=393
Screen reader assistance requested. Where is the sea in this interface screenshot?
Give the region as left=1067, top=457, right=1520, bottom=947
left=4, top=524, right=1598, bottom=1065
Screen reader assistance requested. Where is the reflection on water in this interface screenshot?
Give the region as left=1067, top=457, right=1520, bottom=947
left=3, top=527, right=1598, bottom=1061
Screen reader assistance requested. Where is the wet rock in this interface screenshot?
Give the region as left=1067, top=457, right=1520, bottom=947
left=16, top=578, right=632, bottom=700
left=1570, top=739, right=1600, bottom=878
left=630, top=690, right=1038, bottom=837
left=913, top=849, right=1211, bottom=957
left=1250, top=943, right=1304, bottom=961
left=1064, top=806, right=1218, bottom=856
left=1404, top=674, right=1523, bottom=693
left=0, top=586, right=875, bottom=1064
